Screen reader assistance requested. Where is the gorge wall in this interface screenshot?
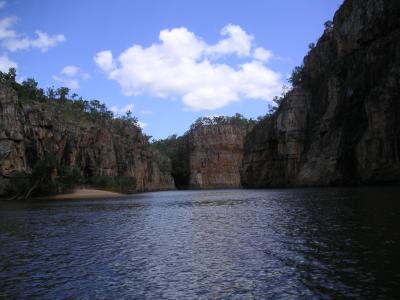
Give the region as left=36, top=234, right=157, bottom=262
left=241, top=0, right=400, bottom=187
left=2, top=0, right=399, bottom=196
left=0, top=85, right=174, bottom=197
left=187, top=124, right=248, bottom=189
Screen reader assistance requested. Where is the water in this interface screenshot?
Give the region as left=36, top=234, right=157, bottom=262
left=1, top=187, right=400, bottom=299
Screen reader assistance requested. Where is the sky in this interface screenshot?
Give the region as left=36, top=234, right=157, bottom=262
left=0, top=0, right=343, bottom=139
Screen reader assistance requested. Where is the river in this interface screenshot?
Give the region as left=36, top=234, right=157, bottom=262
left=1, top=187, right=399, bottom=299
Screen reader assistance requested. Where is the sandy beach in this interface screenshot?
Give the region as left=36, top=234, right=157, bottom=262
left=46, top=189, right=124, bottom=200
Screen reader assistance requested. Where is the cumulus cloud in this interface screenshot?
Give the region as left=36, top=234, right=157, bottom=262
left=94, top=51, right=114, bottom=72
left=95, top=24, right=282, bottom=111
left=0, top=53, right=16, bottom=71
left=205, top=24, right=253, bottom=57
left=53, top=65, right=90, bottom=90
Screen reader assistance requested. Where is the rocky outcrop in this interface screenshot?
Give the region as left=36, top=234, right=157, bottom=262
left=241, top=89, right=310, bottom=187
left=241, top=0, right=400, bottom=187
left=0, top=85, right=174, bottom=196
left=187, top=124, right=248, bottom=188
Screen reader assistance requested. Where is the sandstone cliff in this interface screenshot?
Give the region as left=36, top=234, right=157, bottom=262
left=0, top=84, right=174, bottom=197
left=187, top=124, right=248, bottom=188
left=241, top=0, right=400, bottom=187
left=152, top=116, right=253, bottom=189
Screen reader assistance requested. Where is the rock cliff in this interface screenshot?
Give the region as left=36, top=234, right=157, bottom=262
left=152, top=116, right=253, bottom=189
left=187, top=124, right=248, bottom=188
left=0, top=84, right=174, bottom=196
left=241, top=0, right=400, bottom=187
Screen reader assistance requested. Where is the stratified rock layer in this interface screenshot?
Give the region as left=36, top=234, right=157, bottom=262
left=187, top=125, right=248, bottom=188
left=241, top=0, right=400, bottom=187
left=0, top=86, right=174, bottom=195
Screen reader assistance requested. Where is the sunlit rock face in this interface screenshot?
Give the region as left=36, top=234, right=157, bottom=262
left=241, top=0, right=400, bottom=187
left=187, top=124, right=249, bottom=189
left=0, top=85, right=174, bottom=195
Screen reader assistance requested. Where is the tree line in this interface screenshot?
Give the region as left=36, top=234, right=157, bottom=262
left=0, top=68, right=139, bottom=125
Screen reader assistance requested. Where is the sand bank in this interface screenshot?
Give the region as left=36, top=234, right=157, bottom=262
left=46, top=189, right=124, bottom=200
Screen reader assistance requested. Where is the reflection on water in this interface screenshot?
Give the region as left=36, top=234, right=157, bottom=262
left=0, top=187, right=400, bottom=299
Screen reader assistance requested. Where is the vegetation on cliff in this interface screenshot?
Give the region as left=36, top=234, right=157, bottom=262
left=0, top=69, right=173, bottom=199
left=241, top=0, right=400, bottom=187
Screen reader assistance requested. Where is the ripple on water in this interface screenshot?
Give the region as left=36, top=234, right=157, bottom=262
left=1, top=187, right=400, bottom=299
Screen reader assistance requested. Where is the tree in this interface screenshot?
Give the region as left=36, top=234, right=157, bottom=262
left=324, top=20, right=333, bottom=30
left=0, top=68, right=17, bottom=85
left=121, top=110, right=138, bottom=125
left=47, top=87, right=56, bottom=99
left=18, top=78, right=46, bottom=101
left=288, top=65, right=304, bottom=87
left=56, top=87, right=70, bottom=100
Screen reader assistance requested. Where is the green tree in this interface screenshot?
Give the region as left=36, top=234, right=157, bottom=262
left=324, top=20, right=333, bottom=30
left=288, top=65, right=304, bottom=87
left=18, top=78, right=45, bottom=101
left=0, top=68, right=17, bottom=85
left=46, top=87, right=56, bottom=99
left=56, top=87, right=70, bottom=100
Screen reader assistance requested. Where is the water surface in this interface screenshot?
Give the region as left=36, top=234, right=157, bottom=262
left=1, top=187, right=400, bottom=299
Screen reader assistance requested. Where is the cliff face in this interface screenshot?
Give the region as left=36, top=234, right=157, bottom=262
left=0, top=85, right=174, bottom=196
left=241, top=89, right=310, bottom=187
left=187, top=125, right=248, bottom=188
left=241, top=0, right=400, bottom=187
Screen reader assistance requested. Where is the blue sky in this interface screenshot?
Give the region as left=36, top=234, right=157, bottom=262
left=1, top=0, right=343, bottom=139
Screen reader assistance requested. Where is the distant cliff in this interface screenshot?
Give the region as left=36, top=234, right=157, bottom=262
left=241, top=0, right=400, bottom=187
left=0, top=83, right=174, bottom=198
left=187, top=124, right=248, bottom=188
left=152, top=115, right=253, bottom=189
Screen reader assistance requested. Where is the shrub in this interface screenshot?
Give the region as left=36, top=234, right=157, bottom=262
left=288, top=65, right=305, bottom=87
left=324, top=20, right=333, bottom=30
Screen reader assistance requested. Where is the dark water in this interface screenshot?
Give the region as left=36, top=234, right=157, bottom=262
left=1, top=188, right=400, bottom=299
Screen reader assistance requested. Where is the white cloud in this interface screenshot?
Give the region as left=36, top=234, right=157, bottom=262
left=0, top=53, right=16, bottom=71
left=205, top=24, right=253, bottom=57
left=3, top=30, right=65, bottom=52
left=0, top=13, right=65, bottom=70
left=253, top=47, right=273, bottom=63
left=94, top=51, right=114, bottom=72
left=53, top=65, right=90, bottom=90
left=0, top=1, right=6, bottom=9
left=61, top=65, right=79, bottom=76
left=0, top=14, right=65, bottom=52
left=95, top=24, right=282, bottom=111
left=0, top=17, right=17, bottom=39
left=110, top=103, right=134, bottom=115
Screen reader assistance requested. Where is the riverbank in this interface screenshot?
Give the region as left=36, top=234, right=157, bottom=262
left=44, top=189, right=125, bottom=200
